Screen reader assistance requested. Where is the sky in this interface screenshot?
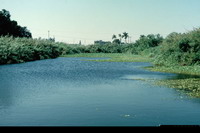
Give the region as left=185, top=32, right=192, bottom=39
left=1, top=0, right=200, bottom=44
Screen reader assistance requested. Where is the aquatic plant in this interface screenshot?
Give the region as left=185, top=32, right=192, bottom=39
left=156, top=78, right=200, bottom=98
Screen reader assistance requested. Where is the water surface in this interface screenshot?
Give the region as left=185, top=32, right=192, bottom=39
left=0, top=57, right=200, bottom=126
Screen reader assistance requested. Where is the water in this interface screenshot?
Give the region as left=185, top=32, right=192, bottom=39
left=0, top=57, right=200, bottom=126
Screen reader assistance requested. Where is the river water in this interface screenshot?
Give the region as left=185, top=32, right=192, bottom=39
left=0, top=57, right=200, bottom=126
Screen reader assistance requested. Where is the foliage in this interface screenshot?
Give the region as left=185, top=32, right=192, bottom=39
left=84, top=43, right=123, bottom=53
left=112, top=39, right=121, bottom=44
left=134, top=34, right=163, bottom=50
left=146, top=65, right=200, bottom=76
left=112, top=32, right=129, bottom=44
left=122, top=34, right=163, bottom=55
left=62, top=53, right=151, bottom=62
left=1, top=20, right=200, bottom=67
left=0, top=9, right=32, bottom=38
left=122, top=32, right=129, bottom=43
left=154, top=28, right=200, bottom=66
left=0, top=36, right=64, bottom=64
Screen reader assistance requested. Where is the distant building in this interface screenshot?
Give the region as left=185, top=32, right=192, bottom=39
left=94, top=40, right=111, bottom=45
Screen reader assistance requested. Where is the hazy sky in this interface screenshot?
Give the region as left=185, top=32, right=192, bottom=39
left=1, top=0, right=200, bottom=44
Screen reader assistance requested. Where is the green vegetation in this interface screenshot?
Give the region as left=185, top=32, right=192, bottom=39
left=62, top=53, right=151, bottom=62
left=153, top=28, right=200, bottom=66
left=156, top=78, right=200, bottom=98
left=112, top=32, right=129, bottom=44
left=146, top=65, right=200, bottom=76
left=0, top=37, right=65, bottom=64
left=148, top=65, right=200, bottom=98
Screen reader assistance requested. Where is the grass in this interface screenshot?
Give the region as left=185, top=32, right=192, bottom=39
left=61, top=53, right=151, bottom=62
left=146, top=65, right=200, bottom=76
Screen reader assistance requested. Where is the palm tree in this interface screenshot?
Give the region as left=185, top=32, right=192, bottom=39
left=112, top=34, right=117, bottom=40
left=122, top=32, right=129, bottom=44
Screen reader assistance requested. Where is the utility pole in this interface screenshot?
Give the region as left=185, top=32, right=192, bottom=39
left=48, top=30, right=50, bottom=39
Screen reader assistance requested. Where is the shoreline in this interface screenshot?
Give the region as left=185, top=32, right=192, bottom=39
left=62, top=53, right=200, bottom=75
left=62, top=53, right=200, bottom=98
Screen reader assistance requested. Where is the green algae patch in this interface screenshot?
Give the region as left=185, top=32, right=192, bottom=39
left=156, top=78, right=200, bottom=98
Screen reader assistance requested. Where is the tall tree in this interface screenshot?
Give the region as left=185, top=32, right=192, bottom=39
left=122, top=32, right=129, bottom=44
left=0, top=9, right=32, bottom=38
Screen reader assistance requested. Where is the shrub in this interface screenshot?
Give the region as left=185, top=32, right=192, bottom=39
left=154, top=28, right=200, bottom=66
left=0, top=36, right=65, bottom=64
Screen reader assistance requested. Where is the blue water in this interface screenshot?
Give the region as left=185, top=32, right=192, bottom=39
left=0, top=57, right=200, bottom=126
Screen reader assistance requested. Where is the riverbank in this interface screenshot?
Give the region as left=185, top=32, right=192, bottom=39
left=63, top=53, right=200, bottom=98
left=148, top=65, right=200, bottom=98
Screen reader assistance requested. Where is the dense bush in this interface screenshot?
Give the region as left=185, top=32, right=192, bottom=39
left=154, top=28, right=200, bottom=66
left=0, top=37, right=125, bottom=65
left=0, top=37, right=64, bottom=64
left=135, top=34, right=163, bottom=48
left=85, top=43, right=123, bottom=53
left=121, top=34, right=164, bottom=55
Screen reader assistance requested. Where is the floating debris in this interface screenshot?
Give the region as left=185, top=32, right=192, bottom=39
left=120, top=114, right=136, bottom=118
